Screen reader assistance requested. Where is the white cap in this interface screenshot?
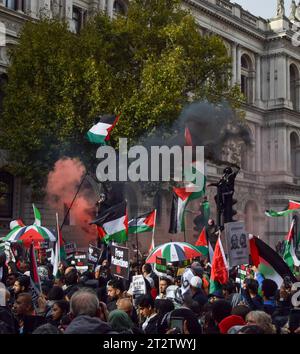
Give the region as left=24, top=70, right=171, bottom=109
left=189, top=276, right=202, bottom=289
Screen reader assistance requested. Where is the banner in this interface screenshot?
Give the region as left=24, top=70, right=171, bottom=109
left=110, top=245, right=129, bottom=279
left=71, top=251, right=88, bottom=273
left=156, top=257, right=167, bottom=273
left=132, top=275, right=146, bottom=297
left=64, top=242, right=77, bottom=255
left=88, top=244, right=103, bottom=269
left=225, top=221, right=249, bottom=267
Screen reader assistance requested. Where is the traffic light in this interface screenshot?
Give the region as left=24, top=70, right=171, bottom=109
left=223, top=193, right=237, bottom=223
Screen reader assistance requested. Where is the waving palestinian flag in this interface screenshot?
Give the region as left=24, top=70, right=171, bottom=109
left=265, top=200, right=300, bottom=217
left=249, top=235, right=296, bottom=286
left=195, top=227, right=214, bottom=260
left=90, top=201, right=128, bottom=244
left=86, top=114, right=120, bottom=144
left=128, top=210, right=156, bottom=234
left=283, top=217, right=300, bottom=272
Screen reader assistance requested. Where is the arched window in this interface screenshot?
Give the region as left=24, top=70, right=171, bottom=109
left=244, top=200, right=258, bottom=235
left=0, top=171, right=13, bottom=218
left=240, top=128, right=254, bottom=172
left=290, top=64, right=299, bottom=111
left=241, top=54, right=254, bottom=104
left=290, top=132, right=300, bottom=176
left=113, top=0, right=127, bottom=15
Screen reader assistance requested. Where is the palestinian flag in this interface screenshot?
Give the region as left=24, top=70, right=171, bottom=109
left=128, top=210, right=156, bottom=234
left=283, top=218, right=300, bottom=272
left=249, top=235, right=297, bottom=287
left=86, top=114, right=120, bottom=144
left=265, top=200, right=300, bottom=217
left=195, top=227, right=214, bottom=260
left=169, top=187, right=190, bottom=233
left=90, top=201, right=128, bottom=244
left=32, top=204, right=41, bottom=227
left=209, top=235, right=229, bottom=294
left=52, top=214, right=66, bottom=278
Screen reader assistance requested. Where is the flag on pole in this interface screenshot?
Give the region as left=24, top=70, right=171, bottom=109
left=265, top=200, right=300, bottom=217
left=90, top=201, right=128, bottom=244
left=283, top=218, right=300, bottom=272
left=209, top=235, right=228, bottom=294
left=52, top=213, right=65, bottom=278
left=195, top=227, right=214, bottom=260
left=149, top=210, right=157, bottom=253
left=29, top=242, right=41, bottom=292
left=32, top=204, right=41, bottom=227
left=128, top=210, right=156, bottom=234
left=249, top=235, right=297, bottom=287
left=86, top=114, right=120, bottom=144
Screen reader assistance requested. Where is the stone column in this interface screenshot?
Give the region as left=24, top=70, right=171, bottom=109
left=236, top=45, right=242, bottom=85
left=286, top=56, right=291, bottom=101
left=255, top=54, right=261, bottom=104
left=231, top=43, right=237, bottom=85
left=107, top=0, right=114, bottom=17
left=17, top=0, right=23, bottom=12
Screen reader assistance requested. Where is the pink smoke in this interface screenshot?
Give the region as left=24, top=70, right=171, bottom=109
left=46, top=158, right=97, bottom=240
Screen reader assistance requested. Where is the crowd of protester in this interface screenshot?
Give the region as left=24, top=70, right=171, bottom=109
left=0, top=246, right=300, bottom=335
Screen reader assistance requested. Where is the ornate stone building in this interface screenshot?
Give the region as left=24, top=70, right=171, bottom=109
left=1, top=0, right=300, bottom=252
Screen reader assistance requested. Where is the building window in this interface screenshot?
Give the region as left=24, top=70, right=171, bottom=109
left=113, top=0, right=126, bottom=15
left=290, top=64, right=299, bottom=111
left=5, top=0, right=17, bottom=10
left=5, top=0, right=24, bottom=11
left=0, top=171, right=13, bottom=218
left=241, top=54, right=254, bottom=104
left=244, top=200, right=259, bottom=235
left=72, top=7, right=82, bottom=34
left=290, top=132, right=300, bottom=176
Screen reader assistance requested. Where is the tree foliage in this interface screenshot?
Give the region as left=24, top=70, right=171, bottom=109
left=0, top=0, right=243, bottom=191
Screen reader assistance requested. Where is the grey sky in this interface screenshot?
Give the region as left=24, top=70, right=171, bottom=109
left=233, top=0, right=293, bottom=19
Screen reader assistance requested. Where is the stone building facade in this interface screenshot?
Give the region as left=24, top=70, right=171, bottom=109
left=1, top=0, right=300, bottom=253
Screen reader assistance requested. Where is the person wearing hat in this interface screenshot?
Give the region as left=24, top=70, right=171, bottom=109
left=189, top=276, right=208, bottom=309
left=218, top=314, right=245, bottom=334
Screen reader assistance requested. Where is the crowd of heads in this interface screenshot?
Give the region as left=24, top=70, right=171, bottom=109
left=0, top=246, right=300, bottom=335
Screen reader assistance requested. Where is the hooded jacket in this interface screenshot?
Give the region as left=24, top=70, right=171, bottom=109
left=64, top=315, right=114, bottom=334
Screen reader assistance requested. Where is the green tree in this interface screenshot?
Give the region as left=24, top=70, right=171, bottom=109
left=0, top=0, right=243, bottom=191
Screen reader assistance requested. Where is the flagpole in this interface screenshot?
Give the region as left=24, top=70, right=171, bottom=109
left=60, top=172, right=88, bottom=231
left=151, top=209, right=157, bottom=252
left=135, top=216, right=139, bottom=267
left=56, top=213, right=61, bottom=267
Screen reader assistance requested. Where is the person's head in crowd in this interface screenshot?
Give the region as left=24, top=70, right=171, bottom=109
left=32, top=323, right=61, bottom=334
left=69, top=288, right=100, bottom=318
left=183, top=298, right=202, bottom=316
left=237, top=324, right=265, bottom=334
left=218, top=315, right=245, bottom=334
left=208, top=291, right=224, bottom=303
left=54, top=276, right=65, bottom=288
left=246, top=311, right=276, bottom=334
left=64, top=267, right=78, bottom=287
left=155, top=298, right=174, bottom=317
left=208, top=219, right=215, bottom=226
left=117, top=298, right=133, bottom=317
left=189, top=276, right=203, bottom=295
left=52, top=300, right=69, bottom=323
left=243, top=278, right=259, bottom=296
left=191, top=262, right=203, bottom=277
left=231, top=305, right=251, bottom=321
left=41, top=284, right=51, bottom=298
left=142, top=263, right=152, bottom=276
left=137, top=295, right=155, bottom=319
left=6, top=272, right=18, bottom=288
left=48, top=286, right=65, bottom=302
left=17, top=260, right=29, bottom=274
left=222, top=281, right=236, bottom=298
left=65, top=285, right=80, bottom=302
left=13, top=275, right=30, bottom=295
left=159, top=277, right=171, bottom=296
left=261, top=279, right=278, bottom=300
left=7, top=261, right=18, bottom=274
left=168, top=308, right=202, bottom=335
left=108, top=310, right=134, bottom=334
left=107, top=278, right=124, bottom=301
left=211, top=300, right=232, bottom=324
left=174, top=276, right=181, bottom=287
left=13, top=293, right=34, bottom=317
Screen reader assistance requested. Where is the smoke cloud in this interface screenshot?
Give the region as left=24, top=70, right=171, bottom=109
left=46, top=157, right=97, bottom=239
